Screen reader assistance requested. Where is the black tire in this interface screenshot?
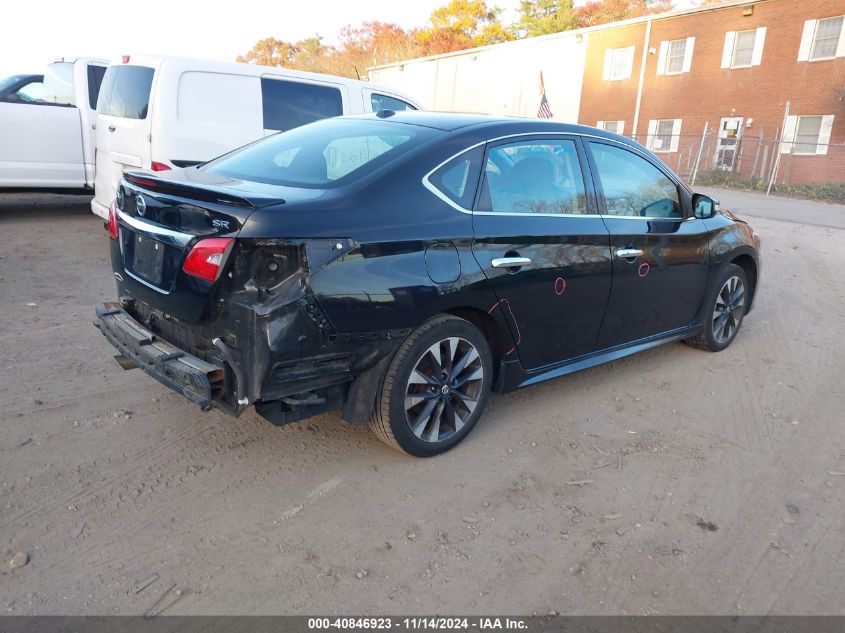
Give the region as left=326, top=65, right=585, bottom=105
left=369, top=314, right=493, bottom=457
left=685, top=263, right=749, bottom=352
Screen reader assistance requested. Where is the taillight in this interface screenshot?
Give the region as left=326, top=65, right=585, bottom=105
left=183, top=238, right=234, bottom=282
left=150, top=161, right=171, bottom=172
left=107, top=201, right=118, bottom=240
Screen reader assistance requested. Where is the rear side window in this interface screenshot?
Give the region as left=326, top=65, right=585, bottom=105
left=86, top=65, right=106, bottom=110
left=97, top=65, right=154, bottom=119
left=428, top=146, right=483, bottom=209
left=371, top=93, right=417, bottom=112
left=261, top=78, right=343, bottom=131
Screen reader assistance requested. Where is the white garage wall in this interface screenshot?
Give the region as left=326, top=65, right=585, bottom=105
left=369, top=31, right=588, bottom=123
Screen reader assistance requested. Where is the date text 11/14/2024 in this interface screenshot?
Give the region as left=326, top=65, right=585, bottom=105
left=307, top=617, right=530, bottom=630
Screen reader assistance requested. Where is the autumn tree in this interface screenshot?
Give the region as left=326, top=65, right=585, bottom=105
left=418, top=0, right=513, bottom=55
left=236, top=37, right=299, bottom=67
left=515, top=0, right=577, bottom=38
left=574, top=0, right=673, bottom=28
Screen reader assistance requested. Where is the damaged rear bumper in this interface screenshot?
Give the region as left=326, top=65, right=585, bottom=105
left=93, top=302, right=225, bottom=409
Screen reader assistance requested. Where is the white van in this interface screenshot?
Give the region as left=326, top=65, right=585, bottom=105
left=91, top=55, right=421, bottom=219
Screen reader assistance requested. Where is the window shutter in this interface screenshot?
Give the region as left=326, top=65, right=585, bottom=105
left=797, top=20, right=816, bottom=61
left=646, top=119, right=657, bottom=150
left=597, top=120, right=605, bottom=129
left=682, top=37, right=695, bottom=72
left=817, top=115, right=834, bottom=155
left=780, top=115, right=798, bottom=154
left=837, top=21, right=845, bottom=57
left=670, top=119, right=682, bottom=152
left=751, top=27, right=767, bottom=66
left=617, top=120, right=625, bottom=135
left=657, top=41, right=668, bottom=75
left=721, top=32, right=736, bottom=68
left=602, top=49, right=612, bottom=80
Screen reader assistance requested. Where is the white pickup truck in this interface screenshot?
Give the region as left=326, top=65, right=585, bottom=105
left=0, top=58, right=107, bottom=191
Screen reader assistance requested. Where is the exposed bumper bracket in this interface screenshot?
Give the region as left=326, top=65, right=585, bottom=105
left=93, top=302, right=225, bottom=409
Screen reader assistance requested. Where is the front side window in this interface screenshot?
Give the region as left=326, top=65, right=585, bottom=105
left=731, top=30, right=757, bottom=67
left=97, top=65, right=155, bottom=119
left=261, top=78, right=343, bottom=132
left=12, top=79, right=45, bottom=102
left=665, top=39, right=687, bottom=73
left=588, top=142, right=681, bottom=219
left=371, top=93, right=417, bottom=112
left=604, top=46, right=635, bottom=81
left=87, top=65, right=106, bottom=110
left=477, top=139, right=588, bottom=215
left=811, top=16, right=844, bottom=60
left=205, top=118, right=428, bottom=188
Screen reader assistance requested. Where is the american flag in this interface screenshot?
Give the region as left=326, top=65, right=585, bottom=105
left=537, top=72, right=553, bottom=119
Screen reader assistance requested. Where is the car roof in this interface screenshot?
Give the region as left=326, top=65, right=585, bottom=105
left=350, top=110, right=638, bottom=148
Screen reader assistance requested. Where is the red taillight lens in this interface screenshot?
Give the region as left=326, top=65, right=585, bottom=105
left=150, top=161, right=171, bottom=172
left=107, top=201, right=118, bottom=240
left=183, top=238, right=234, bottom=282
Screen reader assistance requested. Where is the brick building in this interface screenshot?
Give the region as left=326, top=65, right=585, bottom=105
left=580, top=0, right=845, bottom=184
left=370, top=0, right=845, bottom=185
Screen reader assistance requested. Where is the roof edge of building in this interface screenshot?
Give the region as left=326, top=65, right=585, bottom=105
left=367, top=0, right=774, bottom=72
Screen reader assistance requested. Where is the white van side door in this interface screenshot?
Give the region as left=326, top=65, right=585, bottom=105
left=259, top=75, right=350, bottom=136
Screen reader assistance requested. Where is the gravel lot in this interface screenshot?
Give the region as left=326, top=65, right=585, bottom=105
left=1, top=192, right=844, bottom=615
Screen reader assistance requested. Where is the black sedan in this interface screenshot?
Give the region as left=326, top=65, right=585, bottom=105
left=95, top=112, right=761, bottom=456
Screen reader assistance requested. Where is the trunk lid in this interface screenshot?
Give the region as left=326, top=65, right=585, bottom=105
left=114, top=167, right=326, bottom=322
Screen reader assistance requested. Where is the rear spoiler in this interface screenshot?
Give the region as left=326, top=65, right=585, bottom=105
left=124, top=172, right=255, bottom=208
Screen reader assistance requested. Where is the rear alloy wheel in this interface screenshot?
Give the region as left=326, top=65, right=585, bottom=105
left=370, top=315, right=493, bottom=457
left=685, top=263, right=748, bottom=352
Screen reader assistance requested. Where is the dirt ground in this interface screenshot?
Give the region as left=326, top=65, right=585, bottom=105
left=1, top=192, right=843, bottom=616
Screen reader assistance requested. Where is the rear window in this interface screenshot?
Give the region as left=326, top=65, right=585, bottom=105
left=97, top=65, right=154, bottom=119
left=204, top=117, right=431, bottom=188
left=261, top=78, right=343, bottom=131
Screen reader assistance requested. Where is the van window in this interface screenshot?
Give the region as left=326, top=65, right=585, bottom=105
left=371, top=93, right=417, bottom=112
left=97, top=65, right=154, bottom=119
left=205, top=117, right=431, bottom=188
left=87, top=65, right=106, bottom=110
left=260, top=78, right=342, bottom=132
left=177, top=71, right=261, bottom=125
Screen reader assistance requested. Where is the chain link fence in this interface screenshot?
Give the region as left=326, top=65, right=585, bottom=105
left=629, top=128, right=845, bottom=201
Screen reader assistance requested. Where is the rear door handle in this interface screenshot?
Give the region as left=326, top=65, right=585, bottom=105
left=615, top=248, right=643, bottom=258
left=491, top=257, right=532, bottom=268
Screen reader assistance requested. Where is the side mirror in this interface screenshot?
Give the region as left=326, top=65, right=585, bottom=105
left=692, top=193, right=719, bottom=219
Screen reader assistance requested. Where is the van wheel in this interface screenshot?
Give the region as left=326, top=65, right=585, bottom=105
left=685, top=263, right=748, bottom=352
left=369, top=315, right=493, bottom=457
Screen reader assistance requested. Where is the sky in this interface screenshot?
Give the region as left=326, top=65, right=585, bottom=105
left=0, top=0, right=522, bottom=78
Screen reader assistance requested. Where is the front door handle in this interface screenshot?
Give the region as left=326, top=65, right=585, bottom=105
left=491, top=256, right=532, bottom=268
left=108, top=125, right=116, bottom=132
left=615, top=248, right=643, bottom=259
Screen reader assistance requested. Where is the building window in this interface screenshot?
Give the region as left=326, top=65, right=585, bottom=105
left=597, top=120, right=624, bottom=135
left=647, top=119, right=682, bottom=153
left=666, top=39, right=686, bottom=73
left=722, top=28, right=766, bottom=68
left=657, top=37, right=695, bottom=75
left=811, top=16, right=844, bottom=60
left=732, top=30, right=756, bottom=66
left=783, top=115, right=835, bottom=155
left=602, top=46, right=635, bottom=81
